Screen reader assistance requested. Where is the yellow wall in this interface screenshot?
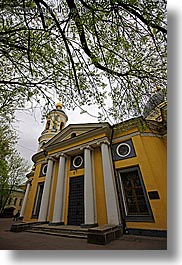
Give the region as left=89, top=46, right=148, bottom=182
left=24, top=163, right=45, bottom=222
left=113, top=132, right=167, bottom=231
left=94, top=147, right=108, bottom=225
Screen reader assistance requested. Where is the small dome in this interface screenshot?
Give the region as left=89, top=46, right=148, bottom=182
left=48, top=102, right=68, bottom=118
left=56, top=102, right=63, bottom=109
left=143, top=90, right=165, bottom=118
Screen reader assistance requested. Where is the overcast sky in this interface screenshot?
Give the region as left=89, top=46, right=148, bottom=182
left=14, top=106, right=99, bottom=166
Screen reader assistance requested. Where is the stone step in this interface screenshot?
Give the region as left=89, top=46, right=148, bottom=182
left=32, top=226, right=87, bottom=234
left=26, top=229, right=87, bottom=239
left=23, top=224, right=123, bottom=244
left=28, top=225, right=89, bottom=239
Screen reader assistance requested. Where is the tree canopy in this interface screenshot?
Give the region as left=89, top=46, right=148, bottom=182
left=0, top=0, right=167, bottom=122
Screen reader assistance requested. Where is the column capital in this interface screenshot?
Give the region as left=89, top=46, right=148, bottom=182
left=45, top=155, right=56, bottom=162
left=60, top=152, right=68, bottom=158
left=80, top=145, right=94, bottom=151
left=54, top=152, right=68, bottom=159
left=97, top=139, right=110, bottom=146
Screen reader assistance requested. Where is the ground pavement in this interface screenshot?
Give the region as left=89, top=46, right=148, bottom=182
left=0, top=218, right=167, bottom=250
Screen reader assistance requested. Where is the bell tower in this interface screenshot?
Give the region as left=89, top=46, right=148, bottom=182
left=38, top=102, right=68, bottom=150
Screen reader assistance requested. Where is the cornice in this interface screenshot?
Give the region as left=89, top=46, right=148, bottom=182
left=44, top=123, right=111, bottom=152
left=112, top=131, right=164, bottom=144
left=48, top=136, right=110, bottom=157
left=32, top=150, right=45, bottom=163
left=31, top=124, right=112, bottom=162
left=113, top=116, right=166, bottom=136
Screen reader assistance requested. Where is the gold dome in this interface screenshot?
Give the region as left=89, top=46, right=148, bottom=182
left=55, top=102, right=63, bottom=109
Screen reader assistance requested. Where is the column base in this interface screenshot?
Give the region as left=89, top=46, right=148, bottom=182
left=87, top=225, right=123, bottom=245
left=38, top=221, right=49, bottom=224
left=48, top=222, right=64, bottom=226
left=80, top=223, right=98, bottom=228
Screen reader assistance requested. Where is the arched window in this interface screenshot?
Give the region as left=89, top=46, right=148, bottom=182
left=19, top=199, right=23, bottom=206
left=46, top=120, right=50, bottom=130
left=60, top=122, right=64, bottom=130
left=14, top=198, right=17, bottom=206
left=53, top=123, right=57, bottom=129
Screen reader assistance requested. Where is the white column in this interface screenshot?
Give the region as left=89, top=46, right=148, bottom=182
left=83, top=146, right=96, bottom=226
left=52, top=154, right=66, bottom=224
left=100, top=141, right=120, bottom=225
left=38, top=158, right=54, bottom=222
left=20, top=182, right=31, bottom=218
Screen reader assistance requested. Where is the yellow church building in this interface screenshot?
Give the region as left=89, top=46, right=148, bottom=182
left=20, top=91, right=167, bottom=237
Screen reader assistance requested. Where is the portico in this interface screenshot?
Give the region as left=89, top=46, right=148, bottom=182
left=35, top=132, right=120, bottom=228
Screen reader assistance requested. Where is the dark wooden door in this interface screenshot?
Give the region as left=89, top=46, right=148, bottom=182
left=67, top=176, right=84, bottom=225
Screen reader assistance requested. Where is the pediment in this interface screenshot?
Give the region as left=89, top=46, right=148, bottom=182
left=44, top=122, right=109, bottom=148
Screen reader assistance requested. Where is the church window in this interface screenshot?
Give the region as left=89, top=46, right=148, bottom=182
left=71, top=132, right=76, bottom=138
left=19, top=199, right=23, bottom=206
left=60, top=122, right=64, bottom=130
left=40, top=164, right=48, bottom=177
left=14, top=198, right=17, bottom=206
left=73, top=156, right=83, bottom=168
left=53, top=123, right=57, bottom=129
left=32, top=183, right=44, bottom=218
left=112, top=139, right=136, bottom=161
left=70, top=154, right=84, bottom=170
left=46, top=120, right=50, bottom=130
left=116, top=143, right=131, bottom=157
left=118, top=166, right=153, bottom=221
